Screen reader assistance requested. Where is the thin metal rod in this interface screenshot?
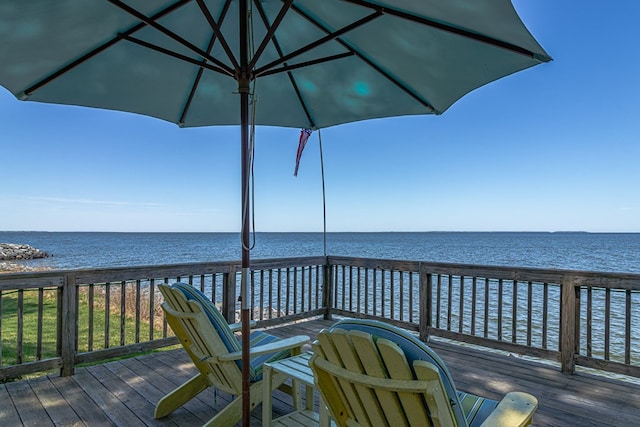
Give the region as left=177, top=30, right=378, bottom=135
left=288, top=3, right=437, bottom=113
left=257, top=52, right=353, bottom=78
left=179, top=0, right=234, bottom=125
left=120, top=34, right=229, bottom=75
left=252, top=1, right=315, bottom=127
left=196, top=0, right=240, bottom=72
left=341, top=0, right=551, bottom=61
left=247, top=0, right=294, bottom=71
left=255, top=10, right=381, bottom=76
left=107, top=0, right=235, bottom=75
left=318, top=130, right=327, bottom=256
left=24, top=0, right=192, bottom=96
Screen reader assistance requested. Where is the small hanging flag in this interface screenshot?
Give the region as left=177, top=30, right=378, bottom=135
left=294, top=128, right=312, bottom=177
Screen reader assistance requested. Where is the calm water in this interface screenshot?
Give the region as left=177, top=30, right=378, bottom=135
left=1, top=231, right=640, bottom=274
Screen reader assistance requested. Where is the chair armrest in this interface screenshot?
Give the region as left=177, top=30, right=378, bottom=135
left=479, top=392, right=538, bottom=427
left=228, top=320, right=257, bottom=332
left=219, top=335, right=310, bottom=361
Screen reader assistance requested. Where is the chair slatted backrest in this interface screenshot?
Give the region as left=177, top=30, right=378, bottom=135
left=312, top=328, right=458, bottom=427
left=159, top=283, right=242, bottom=395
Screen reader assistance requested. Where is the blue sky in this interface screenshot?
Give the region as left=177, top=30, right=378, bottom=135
left=1, top=1, right=639, bottom=233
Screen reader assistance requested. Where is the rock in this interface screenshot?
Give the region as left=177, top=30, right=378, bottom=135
left=0, top=243, right=51, bottom=261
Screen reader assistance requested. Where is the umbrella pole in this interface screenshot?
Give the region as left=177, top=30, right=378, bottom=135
left=239, top=1, right=251, bottom=426
left=240, top=87, right=251, bottom=427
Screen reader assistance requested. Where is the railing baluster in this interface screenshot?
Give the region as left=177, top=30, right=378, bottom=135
left=471, top=277, right=477, bottom=336
left=148, top=279, right=155, bottom=341
left=364, top=268, right=370, bottom=315
left=542, top=283, right=548, bottom=349
left=400, top=271, right=404, bottom=321
left=447, top=275, right=452, bottom=331
left=436, top=274, right=442, bottom=329
left=285, top=268, right=291, bottom=316
left=512, top=280, right=517, bottom=344
left=459, top=276, right=465, bottom=334
left=605, top=288, right=611, bottom=360
left=586, top=287, right=593, bottom=357
left=120, top=281, right=126, bottom=347
left=135, top=280, right=141, bottom=344
left=357, top=267, right=362, bottom=315
left=372, top=268, right=377, bottom=317
left=104, top=283, right=111, bottom=349
left=527, top=281, right=533, bottom=347
left=268, top=270, right=274, bottom=319
left=308, top=266, right=313, bottom=311
left=625, top=289, right=632, bottom=365
left=339, top=266, right=344, bottom=312
left=259, top=269, right=265, bottom=321
left=17, top=289, right=24, bottom=364
left=277, top=268, right=283, bottom=317
left=250, top=270, right=256, bottom=320
left=314, top=265, right=324, bottom=309
left=484, top=278, right=489, bottom=338
left=37, top=288, right=44, bottom=361
left=381, top=270, right=386, bottom=318
left=300, top=267, right=305, bottom=313
left=409, top=272, right=414, bottom=323
left=391, top=271, right=396, bottom=320
left=293, top=267, right=298, bottom=314
left=497, top=279, right=503, bottom=342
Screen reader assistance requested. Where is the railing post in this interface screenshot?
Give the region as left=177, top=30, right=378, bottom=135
left=60, top=273, right=77, bottom=377
left=322, top=259, right=333, bottom=321
left=419, top=263, right=432, bottom=342
left=222, top=264, right=238, bottom=323
left=560, top=275, right=578, bottom=374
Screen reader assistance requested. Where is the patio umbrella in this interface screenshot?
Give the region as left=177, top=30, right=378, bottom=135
left=0, top=1, right=550, bottom=424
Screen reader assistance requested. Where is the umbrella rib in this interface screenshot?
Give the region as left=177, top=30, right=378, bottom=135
left=254, top=10, right=382, bottom=77
left=258, top=52, right=354, bottom=78
left=252, top=0, right=316, bottom=128
left=121, top=34, right=230, bottom=76
left=247, top=0, right=294, bottom=72
left=342, top=0, right=550, bottom=61
left=23, top=0, right=192, bottom=97
left=195, top=0, right=240, bottom=73
left=106, top=0, right=234, bottom=76
left=180, top=0, right=234, bottom=126
left=288, top=3, right=437, bottom=113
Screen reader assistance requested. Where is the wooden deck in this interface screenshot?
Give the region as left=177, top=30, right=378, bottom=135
left=1, top=318, right=639, bottom=426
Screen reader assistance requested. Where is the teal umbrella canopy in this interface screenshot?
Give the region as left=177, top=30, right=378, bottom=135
left=0, top=2, right=550, bottom=426
left=0, top=0, right=550, bottom=129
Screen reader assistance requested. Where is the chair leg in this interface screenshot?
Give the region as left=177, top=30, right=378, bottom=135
left=154, top=374, right=210, bottom=418
left=203, top=372, right=289, bottom=427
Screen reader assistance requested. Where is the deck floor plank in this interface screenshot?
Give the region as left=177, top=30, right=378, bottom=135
left=0, top=383, right=23, bottom=426
left=72, top=366, right=147, bottom=427
left=122, top=356, right=207, bottom=426
left=48, top=375, right=114, bottom=427
left=430, top=339, right=640, bottom=426
left=5, top=378, right=55, bottom=427
left=2, top=318, right=639, bottom=427
left=28, top=375, right=85, bottom=427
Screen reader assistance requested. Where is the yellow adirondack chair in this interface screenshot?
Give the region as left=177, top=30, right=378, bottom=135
left=155, top=282, right=310, bottom=427
left=310, top=320, right=538, bottom=427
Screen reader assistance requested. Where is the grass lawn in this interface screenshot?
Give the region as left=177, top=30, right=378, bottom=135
left=1, top=286, right=168, bottom=368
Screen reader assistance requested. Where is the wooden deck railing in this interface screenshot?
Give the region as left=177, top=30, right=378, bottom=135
left=1, top=255, right=639, bottom=382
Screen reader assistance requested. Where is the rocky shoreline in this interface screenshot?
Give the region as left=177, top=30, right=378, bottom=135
left=0, top=243, right=52, bottom=273
left=0, top=243, right=51, bottom=260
